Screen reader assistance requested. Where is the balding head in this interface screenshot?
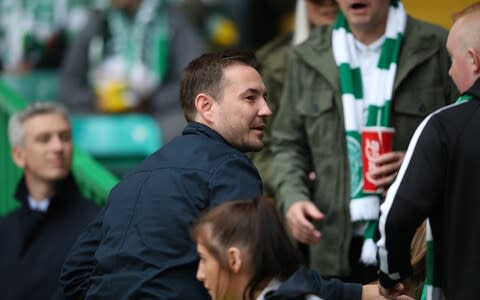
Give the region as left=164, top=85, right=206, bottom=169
left=446, top=2, right=480, bottom=93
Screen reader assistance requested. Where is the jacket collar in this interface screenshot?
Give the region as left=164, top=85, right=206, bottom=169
left=294, top=16, right=445, bottom=92
left=182, top=121, right=231, bottom=146
left=266, top=267, right=319, bottom=299
left=14, top=172, right=80, bottom=213
left=465, top=77, right=480, bottom=99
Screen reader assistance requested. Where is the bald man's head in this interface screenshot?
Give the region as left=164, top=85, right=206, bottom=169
left=446, top=3, right=480, bottom=93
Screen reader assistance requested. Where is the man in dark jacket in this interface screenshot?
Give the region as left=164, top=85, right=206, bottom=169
left=0, top=102, right=99, bottom=300
left=60, top=50, right=271, bottom=299
left=378, top=3, right=480, bottom=300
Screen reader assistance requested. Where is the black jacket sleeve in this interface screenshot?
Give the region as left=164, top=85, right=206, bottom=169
left=378, top=116, right=445, bottom=288
left=60, top=204, right=107, bottom=299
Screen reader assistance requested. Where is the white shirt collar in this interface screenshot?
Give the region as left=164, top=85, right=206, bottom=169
left=28, top=196, right=50, bottom=212
left=354, top=35, right=385, bottom=53
left=255, top=278, right=282, bottom=300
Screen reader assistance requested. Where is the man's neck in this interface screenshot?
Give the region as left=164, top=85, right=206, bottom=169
left=351, top=26, right=386, bottom=46
left=25, top=175, right=57, bottom=202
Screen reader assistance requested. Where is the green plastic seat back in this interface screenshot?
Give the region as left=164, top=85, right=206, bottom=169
left=72, top=114, right=163, bottom=177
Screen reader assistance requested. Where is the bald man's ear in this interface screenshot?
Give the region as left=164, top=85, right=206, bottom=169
left=194, top=93, right=215, bottom=123
left=469, top=48, right=480, bottom=73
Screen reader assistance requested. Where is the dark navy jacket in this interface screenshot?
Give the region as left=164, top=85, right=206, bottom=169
left=0, top=174, right=99, bottom=300
left=267, top=268, right=362, bottom=300
left=61, top=122, right=263, bottom=299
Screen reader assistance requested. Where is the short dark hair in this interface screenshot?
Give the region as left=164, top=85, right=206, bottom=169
left=179, top=50, right=259, bottom=122
left=191, top=197, right=301, bottom=300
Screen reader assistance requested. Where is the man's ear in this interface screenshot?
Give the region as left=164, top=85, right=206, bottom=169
left=194, top=93, right=215, bottom=123
left=11, top=146, right=26, bottom=169
left=469, top=48, right=480, bottom=73
left=226, top=247, right=244, bottom=274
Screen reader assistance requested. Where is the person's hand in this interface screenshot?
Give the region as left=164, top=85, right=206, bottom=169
left=286, top=201, right=324, bottom=244
left=368, top=151, right=405, bottom=193
left=378, top=282, right=406, bottom=299
left=361, top=284, right=387, bottom=299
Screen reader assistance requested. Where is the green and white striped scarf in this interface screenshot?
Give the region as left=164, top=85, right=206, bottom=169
left=420, top=94, right=472, bottom=300
left=332, top=0, right=406, bottom=265
left=0, top=0, right=96, bottom=70
left=420, top=220, right=444, bottom=300
left=107, top=0, right=169, bottom=82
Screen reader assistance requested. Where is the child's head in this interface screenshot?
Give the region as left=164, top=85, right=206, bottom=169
left=191, top=197, right=301, bottom=300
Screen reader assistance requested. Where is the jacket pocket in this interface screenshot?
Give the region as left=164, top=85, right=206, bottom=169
left=296, top=89, right=341, bottom=156
left=392, top=87, right=446, bottom=149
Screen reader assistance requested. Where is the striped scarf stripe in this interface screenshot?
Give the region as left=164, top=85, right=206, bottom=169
left=332, top=1, right=406, bottom=265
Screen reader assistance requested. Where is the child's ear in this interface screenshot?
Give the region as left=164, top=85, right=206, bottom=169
left=226, top=247, right=244, bottom=274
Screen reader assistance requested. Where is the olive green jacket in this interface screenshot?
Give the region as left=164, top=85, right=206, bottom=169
left=271, top=17, right=458, bottom=276
left=251, top=33, right=293, bottom=197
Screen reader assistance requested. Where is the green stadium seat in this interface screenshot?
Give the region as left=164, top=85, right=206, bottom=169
left=72, top=113, right=163, bottom=177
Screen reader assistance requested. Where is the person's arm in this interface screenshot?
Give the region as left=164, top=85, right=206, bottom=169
left=60, top=204, right=106, bottom=299
left=377, top=115, right=445, bottom=291
left=271, top=52, right=323, bottom=243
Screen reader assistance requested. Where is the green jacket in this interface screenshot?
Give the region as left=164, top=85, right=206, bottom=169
left=251, top=33, right=293, bottom=197
left=271, top=17, right=458, bottom=276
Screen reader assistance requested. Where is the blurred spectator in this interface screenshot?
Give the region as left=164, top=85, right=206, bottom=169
left=58, top=0, right=206, bottom=142
left=251, top=0, right=338, bottom=198
left=0, top=0, right=97, bottom=73
left=179, top=0, right=295, bottom=50
left=0, top=102, right=99, bottom=300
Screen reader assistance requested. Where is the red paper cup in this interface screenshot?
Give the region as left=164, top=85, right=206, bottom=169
left=361, top=127, right=395, bottom=193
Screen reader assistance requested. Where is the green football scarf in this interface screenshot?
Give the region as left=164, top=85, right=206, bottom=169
left=332, top=0, right=406, bottom=265
left=420, top=94, right=472, bottom=300
left=107, top=0, right=169, bottom=82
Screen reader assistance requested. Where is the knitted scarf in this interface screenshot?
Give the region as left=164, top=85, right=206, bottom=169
left=332, top=0, right=406, bottom=265
left=89, top=0, right=169, bottom=99
left=420, top=94, right=473, bottom=300
left=107, top=0, right=169, bottom=83
left=420, top=220, right=444, bottom=300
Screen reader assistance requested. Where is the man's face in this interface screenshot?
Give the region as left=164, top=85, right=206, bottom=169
left=447, top=24, right=475, bottom=93
left=307, top=0, right=339, bottom=26
left=196, top=241, right=229, bottom=300
left=211, top=64, right=271, bottom=152
left=12, top=113, right=72, bottom=184
left=336, top=0, right=390, bottom=32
